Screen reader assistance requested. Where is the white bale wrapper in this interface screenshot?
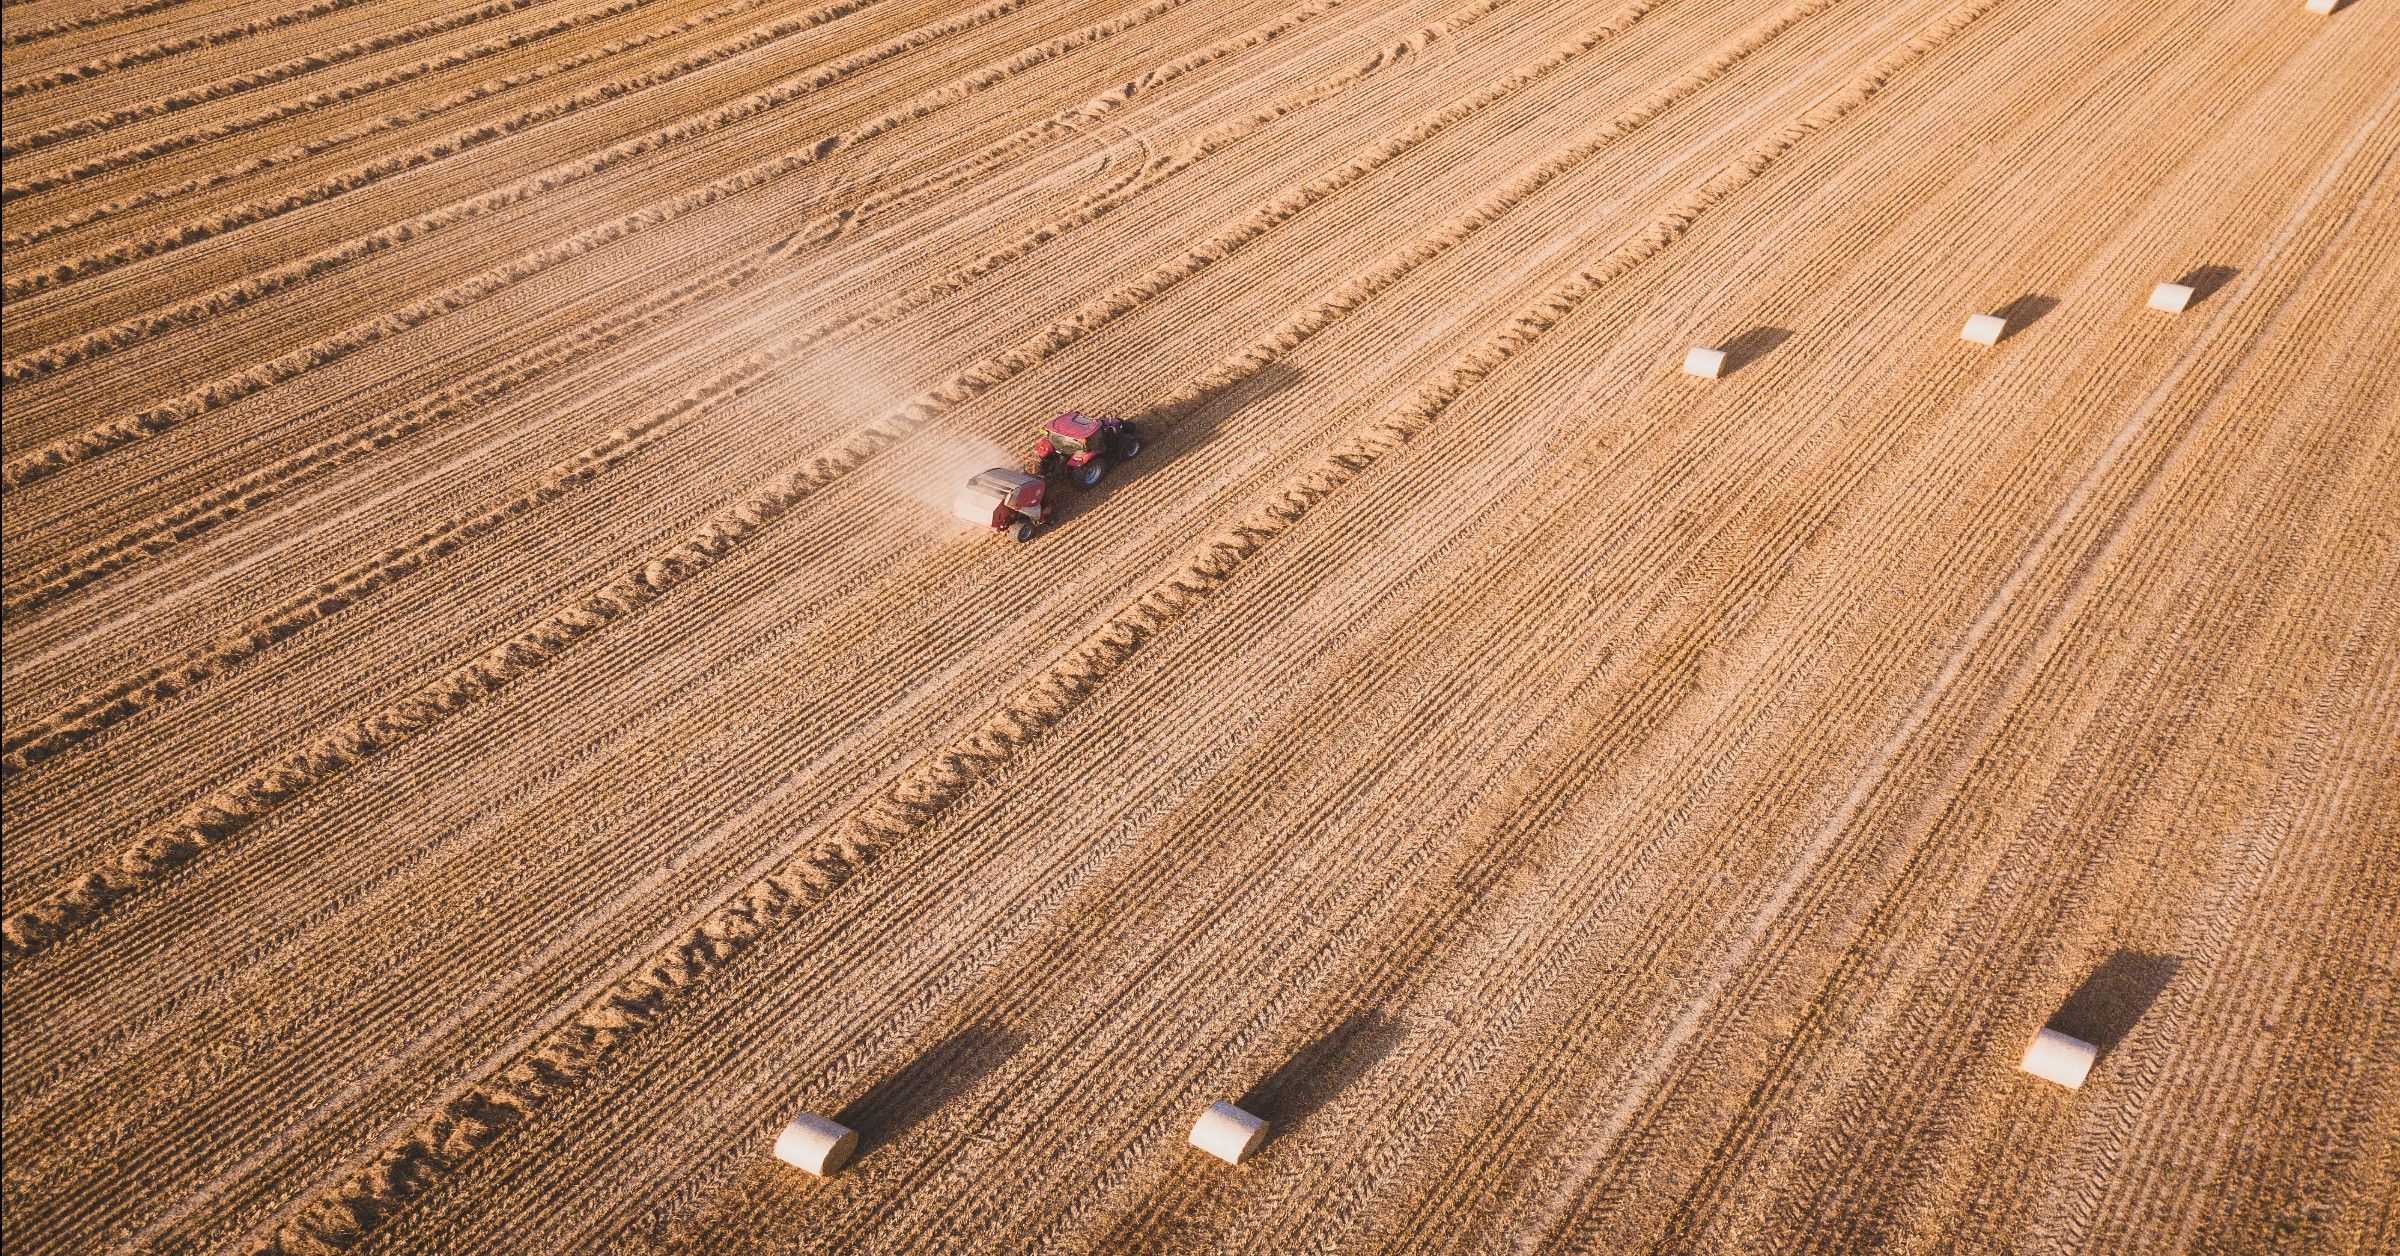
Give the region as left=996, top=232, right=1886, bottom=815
left=774, top=1113, right=859, bottom=1176
left=1189, top=1101, right=1269, bottom=1165
left=2019, top=1028, right=2099, bottom=1090
left=2148, top=282, right=2196, bottom=312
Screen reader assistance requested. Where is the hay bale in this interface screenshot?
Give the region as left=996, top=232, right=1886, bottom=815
left=2019, top=1027, right=2099, bottom=1090
left=1189, top=1100, right=1268, bottom=1165
left=2148, top=282, right=2195, bottom=313
left=1682, top=346, right=1726, bottom=378
left=2304, top=0, right=2338, bottom=13
left=1960, top=313, right=2007, bottom=346
left=773, top=1113, right=858, bottom=1176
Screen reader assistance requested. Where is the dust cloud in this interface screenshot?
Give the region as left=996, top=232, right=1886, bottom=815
left=887, top=427, right=1016, bottom=530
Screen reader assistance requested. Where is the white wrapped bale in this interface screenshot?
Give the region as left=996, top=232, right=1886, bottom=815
left=1682, top=346, right=1727, bottom=378
left=2019, top=1028, right=2099, bottom=1090
left=2304, top=0, right=2338, bottom=14
left=1189, top=1100, right=1269, bottom=1165
left=1960, top=313, right=2008, bottom=346
left=2148, top=282, right=2195, bottom=313
left=774, top=1113, right=858, bottom=1176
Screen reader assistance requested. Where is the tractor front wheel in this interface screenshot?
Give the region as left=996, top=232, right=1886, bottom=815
left=1118, top=431, right=1141, bottom=460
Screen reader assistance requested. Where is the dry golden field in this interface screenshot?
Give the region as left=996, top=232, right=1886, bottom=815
left=3, top=0, right=2395, bottom=1249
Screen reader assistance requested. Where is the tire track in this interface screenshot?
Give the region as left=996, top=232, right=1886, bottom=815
left=1602, top=20, right=2377, bottom=1249
left=1775, top=355, right=2380, bottom=1256
left=2, top=0, right=219, bottom=49
left=6, top=0, right=2390, bottom=1246
left=0, top=0, right=1238, bottom=485
left=0, top=0, right=1067, bottom=388
left=0, top=243, right=777, bottom=622
left=236, top=6, right=1980, bottom=1243
left=0, top=0, right=1665, bottom=926
left=1118, top=2, right=2140, bottom=1239
left=1065, top=33, right=2141, bottom=1230
left=0, top=0, right=1835, bottom=978
left=0, top=0, right=893, bottom=296
left=1, top=342, right=1339, bottom=1251
left=0, top=0, right=1651, bottom=754
left=2048, top=284, right=2399, bottom=1255
left=0, top=0, right=779, bottom=208
left=1852, top=194, right=2400, bottom=1256
left=1187, top=32, right=2131, bottom=1242
left=613, top=131, right=2011, bottom=1232
left=300, top=279, right=1660, bottom=1248
left=0, top=0, right=1514, bottom=767
left=0, top=0, right=529, bottom=113
left=1353, top=2, right=2360, bottom=1241
left=2031, top=457, right=2395, bottom=1256
left=0, top=0, right=1391, bottom=592
left=1513, top=58, right=2391, bottom=1251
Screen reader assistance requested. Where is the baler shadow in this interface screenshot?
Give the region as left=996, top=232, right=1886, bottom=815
left=1057, top=362, right=1304, bottom=519
left=1237, top=1010, right=1406, bottom=1142
left=2045, top=951, right=2180, bottom=1056
left=835, top=1019, right=1021, bottom=1153
left=1146, top=359, right=1305, bottom=431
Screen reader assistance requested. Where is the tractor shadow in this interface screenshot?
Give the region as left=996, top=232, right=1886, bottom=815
left=1991, top=293, right=2059, bottom=341
left=1057, top=362, right=1304, bottom=520
left=1718, top=325, right=1794, bottom=376
left=1236, top=1010, right=1406, bottom=1147
left=2175, top=264, right=2241, bottom=304
left=2044, top=951, right=2181, bottom=1057
left=834, top=1019, right=1021, bottom=1155
left=1142, top=360, right=1306, bottom=438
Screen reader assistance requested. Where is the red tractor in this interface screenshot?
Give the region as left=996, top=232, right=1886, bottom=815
left=1033, top=411, right=1141, bottom=488
left=951, top=467, right=1053, bottom=541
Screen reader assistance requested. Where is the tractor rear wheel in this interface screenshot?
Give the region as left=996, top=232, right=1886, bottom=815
left=1075, top=460, right=1105, bottom=488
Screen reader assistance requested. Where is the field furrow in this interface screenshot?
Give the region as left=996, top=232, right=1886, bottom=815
left=4, top=0, right=2388, bottom=1249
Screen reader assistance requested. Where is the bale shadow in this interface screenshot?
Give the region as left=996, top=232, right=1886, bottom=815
left=1236, top=1010, right=1406, bottom=1141
left=2044, top=951, right=2181, bottom=1056
left=1991, top=293, right=2059, bottom=341
left=2175, top=264, right=2241, bottom=303
left=834, top=1019, right=1021, bottom=1154
left=1718, top=326, right=1794, bottom=375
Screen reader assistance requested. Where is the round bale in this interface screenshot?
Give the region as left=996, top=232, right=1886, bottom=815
left=1189, top=1100, right=1269, bottom=1165
left=2019, top=1028, right=2099, bottom=1090
left=1960, top=313, right=2008, bottom=346
left=774, top=1113, right=859, bottom=1176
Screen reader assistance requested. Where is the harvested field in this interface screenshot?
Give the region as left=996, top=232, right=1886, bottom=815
left=3, top=0, right=2395, bottom=1249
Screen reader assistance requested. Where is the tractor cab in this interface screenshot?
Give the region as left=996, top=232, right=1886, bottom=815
left=1041, top=411, right=1103, bottom=452
left=1033, top=411, right=1141, bottom=488
left=953, top=467, right=1052, bottom=541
